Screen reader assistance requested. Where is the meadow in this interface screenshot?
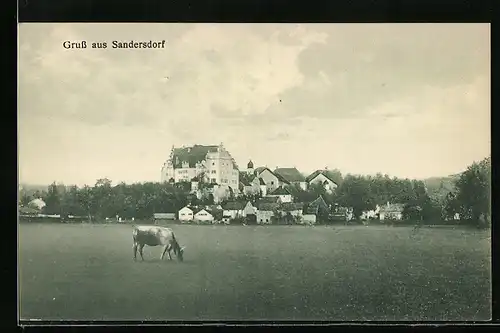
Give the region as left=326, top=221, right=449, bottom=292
left=19, top=222, right=491, bottom=321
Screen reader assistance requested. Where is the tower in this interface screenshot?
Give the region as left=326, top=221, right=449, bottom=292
left=247, top=160, right=254, bottom=175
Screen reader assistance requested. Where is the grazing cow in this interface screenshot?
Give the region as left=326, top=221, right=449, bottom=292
left=132, top=225, right=185, bottom=262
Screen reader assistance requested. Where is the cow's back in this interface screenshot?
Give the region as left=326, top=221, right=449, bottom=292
left=133, top=225, right=174, bottom=246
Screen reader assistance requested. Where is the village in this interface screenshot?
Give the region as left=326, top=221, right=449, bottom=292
left=19, top=143, right=412, bottom=226
left=153, top=143, right=406, bottom=225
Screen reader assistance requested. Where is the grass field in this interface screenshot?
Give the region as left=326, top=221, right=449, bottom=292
left=19, top=223, right=491, bottom=321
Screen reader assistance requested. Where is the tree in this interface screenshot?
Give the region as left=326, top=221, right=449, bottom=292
left=453, top=157, right=491, bottom=224
left=77, top=185, right=94, bottom=221
left=336, top=175, right=376, bottom=219
left=92, top=178, right=114, bottom=218
left=19, top=193, right=32, bottom=207
left=43, top=182, right=62, bottom=215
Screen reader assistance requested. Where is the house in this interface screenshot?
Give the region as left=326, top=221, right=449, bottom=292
left=178, top=206, right=194, bottom=222
left=254, top=167, right=281, bottom=193
left=222, top=201, right=254, bottom=221
left=360, top=205, right=380, bottom=220
left=278, top=202, right=304, bottom=224
left=193, top=208, right=214, bottom=223
left=205, top=205, right=223, bottom=221
left=160, top=143, right=240, bottom=192
left=267, top=186, right=293, bottom=203
left=305, top=195, right=330, bottom=221
left=306, top=169, right=340, bottom=194
left=256, top=203, right=279, bottom=224
left=274, top=167, right=308, bottom=190
left=253, top=176, right=267, bottom=196
left=330, top=204, right=354, bottom=222
left=302, top=214, right=317, bottom=225
left=255, top=196, right=280, bottom=207
left=379, top=202, right=405, bottom=221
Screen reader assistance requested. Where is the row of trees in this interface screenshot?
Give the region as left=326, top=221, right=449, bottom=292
left=443, top=157, right=491, bottom=226
left=19, top=157, right=490, bottom=226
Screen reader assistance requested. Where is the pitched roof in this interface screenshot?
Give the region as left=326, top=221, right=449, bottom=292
left=273, top=173, right=290, bottom=184
left=254, top=167, right=276, bottom=177
left=257, top=177, right=266, bottom=185
left=222, top=201, right=248, bottom=210
left=254, top=166, right=267, bottom=175
left=269, top=186, right=292, bottom=195
left=256, top=197, right=280, bottom=205
left=379, top=203, right=405, bottom=213
left=306, top=169, right=342, bottom=184
left=205, top=205, right=223, bottom=214
left=274, top=167, right=306, bottom=183
left=179, top=205, right=194, bottom=211
left=194, top=208, right=213, bottom=215
left=171, top=145, right=237, bottom=169
left=308, top=195, right=329, bottom=210
left=240, top=178, right=250, bottom=186
left=257, top=203, right=280, bottom=211
left=279, top=202, right=304, bottom=211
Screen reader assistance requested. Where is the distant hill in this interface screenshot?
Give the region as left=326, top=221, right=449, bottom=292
left=423, top=174, right=460, bottom=204
left=19, top=183, right=50, bottom=193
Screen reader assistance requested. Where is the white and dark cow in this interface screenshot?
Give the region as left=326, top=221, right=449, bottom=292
left=132, top=225, right=185, bottom=262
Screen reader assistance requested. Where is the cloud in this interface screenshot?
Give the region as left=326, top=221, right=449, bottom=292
left=265, top=24, right=490, bottom=120
left=18, top=23, right=490, bottom=185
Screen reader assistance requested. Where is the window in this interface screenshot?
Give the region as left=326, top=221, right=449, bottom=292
left=212, top=162, right=215, bottom=166
left=271, top=181, right=274, bottom=185
left=211, top=178, right=216, bottom=183
left=211, top=170, right=216, bottom=174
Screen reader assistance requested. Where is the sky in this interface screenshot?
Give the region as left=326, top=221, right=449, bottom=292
left=18, top=23, right=490, bottom=186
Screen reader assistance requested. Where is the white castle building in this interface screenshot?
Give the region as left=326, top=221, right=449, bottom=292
left=161, top=143, right=240, bottom=189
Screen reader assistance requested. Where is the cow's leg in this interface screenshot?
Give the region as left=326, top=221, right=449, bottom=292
left=165, top=244, right=173, bottom=260
left=160, top=245, right=168, bottom=260
left=139, top=244, right=145, bottom=261
left=133, top=242, right=138, bottom=261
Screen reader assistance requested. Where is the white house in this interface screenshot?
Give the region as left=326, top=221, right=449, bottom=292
left=222, top=201, right=255, bottom=221
left=360, top=205, right=380, bottom=220
left=194, top=208, right=214, bottom=223
left=302, top=214, right=317, bottom=225
left=306, top=170, right=339, bottom=194
left=160, top=143, right=240, bottom=192
left=178, top=206, right=194, bottom=222
left=254, top=167, right=281, bottom=193
left=379, top=202, right=404, bottom=221
left=256, top=203, right=279, bottom=224
left=274, top=167, right=308, bottom=191
left=267, top=186, right=293, bottom=203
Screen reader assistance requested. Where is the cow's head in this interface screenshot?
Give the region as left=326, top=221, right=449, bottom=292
left=177, top=246, right=185, bottom=262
